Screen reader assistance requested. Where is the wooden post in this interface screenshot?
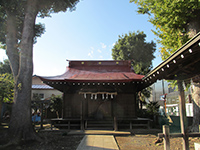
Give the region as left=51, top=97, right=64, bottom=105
left=177, top=80, right=189, bottom=150
left=40, top=102, right=44, bottom=129
left=130, top=121, right=132, bottom=130
left=51, top=120, right=53, bottom=130
left=163, top=125, right=170, bottom=150
left=147, top=120, right=150, bottom=129
left=114, top=116, right=118, bottom=131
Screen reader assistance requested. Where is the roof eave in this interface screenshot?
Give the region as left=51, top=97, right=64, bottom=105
left=143, top=32, right=200, bottom=81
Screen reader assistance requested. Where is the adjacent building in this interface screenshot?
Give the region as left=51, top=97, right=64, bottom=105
left=32, top=75, right=62, bottom=101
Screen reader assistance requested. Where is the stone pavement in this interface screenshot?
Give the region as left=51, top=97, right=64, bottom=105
left=68, top=130, right=131, bottom=135
left=76, top=135, right=119, bottom=150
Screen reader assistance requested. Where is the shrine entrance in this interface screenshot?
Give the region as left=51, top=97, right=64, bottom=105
left=79, top=92, right=117, bottom=120
left=88, top=100, right=111, bottom=119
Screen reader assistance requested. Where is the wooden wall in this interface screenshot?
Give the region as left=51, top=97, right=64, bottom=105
left=114, top=93, right=136, bottom=117
left=63, top=84, right=137, bottom=119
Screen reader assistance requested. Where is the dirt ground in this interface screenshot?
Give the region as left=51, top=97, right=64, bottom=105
left=1, top=127, right=200, bottom=150
left=0, top=131, right=84, bottom=150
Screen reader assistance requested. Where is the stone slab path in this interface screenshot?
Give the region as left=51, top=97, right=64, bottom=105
left=76, top=135, right=119, bottom=150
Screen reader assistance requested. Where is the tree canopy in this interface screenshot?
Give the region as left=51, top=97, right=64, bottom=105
left=131, top=0, right=200, bottom=60
left=112, top=31, right=155, bottom=109
left=112, top=31, right=156, bottom=74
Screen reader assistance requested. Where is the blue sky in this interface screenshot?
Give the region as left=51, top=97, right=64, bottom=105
left=0, top=0, right=162, bottom=76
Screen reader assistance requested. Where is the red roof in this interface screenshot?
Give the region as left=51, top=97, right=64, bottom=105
left=39, top=60, right=144, bottom=82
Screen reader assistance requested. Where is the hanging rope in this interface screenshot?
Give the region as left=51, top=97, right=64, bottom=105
left=79, top=92, right=117, bottom=99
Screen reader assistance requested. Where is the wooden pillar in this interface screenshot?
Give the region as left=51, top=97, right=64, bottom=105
left=163, top=125, right=170, bottom=150
left=80, top=99, right=84, bottom=131
left=65, top=94, right=72, bottom=117
left=177, top=80, right=189, bottom=150
left=111, top=98, right=114, bottom=117
left=62, top=93, right=65, bottom=118
left=85, top=97, right=88, bottom=118
left=112, top=97, right=118, bottom=131
left=114, top=116, right=118, bottom=131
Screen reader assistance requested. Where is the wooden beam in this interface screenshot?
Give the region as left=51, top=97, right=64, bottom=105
left=177, top=80, right=189, bottom=150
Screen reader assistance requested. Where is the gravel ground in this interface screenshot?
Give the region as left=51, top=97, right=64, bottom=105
left=115, top=134, right=200, bottom=150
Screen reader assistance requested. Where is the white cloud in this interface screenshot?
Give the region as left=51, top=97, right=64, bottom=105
left=88, top=50, right=94, bottom=58
left=88, top=52, right=92, bottom=58
left=101, top=43, right=107, bottom=49
left=99, top=55, right=103, bottom=59
left=112, top=43, right=115, bottom=47
left=0, top=49, right=7, bottom=62
left=97, top=49, right=102, bottom=53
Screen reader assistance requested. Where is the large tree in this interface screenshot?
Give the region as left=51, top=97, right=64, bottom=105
left=131, top=0, right=200, bottom=132
left=112, top=31, right=156, bottom=74
left=112, top=31, right=156, bottom=109
left=0, top=0, right=79, bottom=146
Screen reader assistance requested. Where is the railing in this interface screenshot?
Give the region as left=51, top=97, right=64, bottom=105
left=50, top=117, right=153, bottom=131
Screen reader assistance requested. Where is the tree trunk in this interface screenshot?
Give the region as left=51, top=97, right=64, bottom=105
left=6, top=0, right=41, bottom=145
left=186, top=12, right=200, bottom=38
left=140, top=100, right=143, bottom=109
left=190, top=81, right=200, bottom=132
left=56, top=111, right=59, bottom=118
left=5, top=10, right=19, bottom=78
left=138, top=91, right=143, bottom=109
left=186, top=16, right=200, bottom=132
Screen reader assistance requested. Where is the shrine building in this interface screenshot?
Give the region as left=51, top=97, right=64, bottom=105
left=39, top=60, right=148, bottom=130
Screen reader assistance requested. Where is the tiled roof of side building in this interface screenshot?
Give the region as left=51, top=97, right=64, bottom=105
left=32, top=84, right=53, bottom=89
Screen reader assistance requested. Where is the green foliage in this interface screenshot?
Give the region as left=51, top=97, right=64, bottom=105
left=146, top=101, right=160, bottom=116
left=139, top=86, right=152, bottom=101
left=49, top=95, right=62, bottom=118
left=0, top=0, right=79, bottom=50
left=112, top=31, right=156, bottom=74
left=136, top=101, right=160, bottom=118
left=0, top=59, right=14, bottom=103
left=0, top=73, right=14, bottom=103
left=0, top=3, right=45, bottom=49
left=131, top=0, right=200, bottom=60
left=0, top=59, right=12, bottom=74
left=168, top=80, right=191, bottom=92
